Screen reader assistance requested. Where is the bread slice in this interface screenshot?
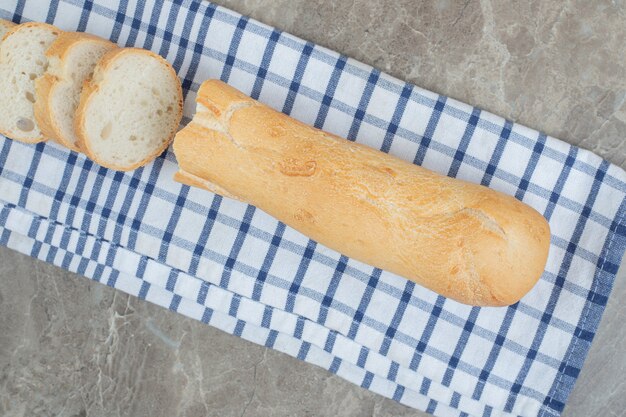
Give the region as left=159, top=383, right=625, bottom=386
left=0, top=19, right=16, bottom=41
left=34, top=32, right=116, bottom=151
left=75, top=48, right=183, bottom=171
left=0, top=22, right=61, bottom=143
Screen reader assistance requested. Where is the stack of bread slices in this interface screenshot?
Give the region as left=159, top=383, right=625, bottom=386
left=0, top=19, right=183, bottom=171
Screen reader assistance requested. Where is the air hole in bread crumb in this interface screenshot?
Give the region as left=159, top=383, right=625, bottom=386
left=36, top=59, right=43, bottom=66
left=166, top=106, right=173, bottom=113
left=29, top=73, right=37, bottom=80
left=25, top=92, right=35, bottom=103
left=156, top=109, right=163, bottom=116
left=151, top=87, right=160, bottom=96
left=100, top=122, right=112, bottom=140
left=129, top=135, right=137, bottom=141
left=16, top=118, right=35, bottom=132
left=39, top=41, right=45, bottom=45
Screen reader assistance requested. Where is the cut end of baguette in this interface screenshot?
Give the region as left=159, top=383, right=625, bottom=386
left=35, top=32, right=117, bottom=151
left=75, top=48, right=183, bottom=171
left=0, top=22, right=61, bottom=143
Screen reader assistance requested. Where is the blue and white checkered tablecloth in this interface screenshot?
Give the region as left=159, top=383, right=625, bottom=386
left=1, top=1, right=625, bottom=416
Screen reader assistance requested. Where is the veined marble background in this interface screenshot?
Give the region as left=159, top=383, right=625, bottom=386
left=1, top=1, right=625, bottom=416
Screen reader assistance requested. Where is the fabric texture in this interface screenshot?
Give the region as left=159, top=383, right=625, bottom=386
left=1, top=1, right=625, bottom=416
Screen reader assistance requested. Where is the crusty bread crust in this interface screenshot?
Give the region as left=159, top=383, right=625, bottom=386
left=34, top=32, right=116, bottom=151
left=74, top=47, right=183, bottom=171
left=0, top=22, right=61, bottom=143
left=0, top=19, right=16, bottom=41
left=174, top=170, right=243, bottom=201
left=33, top=73, right=58, bottom=141
left=173, top=80, right=552, bottom=306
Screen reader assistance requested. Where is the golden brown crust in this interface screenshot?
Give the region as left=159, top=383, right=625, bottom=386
left=45, top=31, right=114, bottom=61
left=173, top=80, right=551, bottom=306
left=0, top=22, right=62, bottom=143
left=174, top=170, right=243, bottom=202
left=75, top=47, right=183, bottom=171
left=34, top=32, right=117, bottom=152
left=0, top=19, right=16, bottom=41
left=33, top=74, right=58, bottom=141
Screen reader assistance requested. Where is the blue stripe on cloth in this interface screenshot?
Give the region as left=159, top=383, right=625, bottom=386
left=218, top=205, right=256, bottom=288
left=220, top=15, right=248, bottom=82
left=426, top=398, right=438, bottom=414
left=265, top=329, right=278, bottom=348
left=442, top=307, right=481, bottom=387
left=0, top=139, right=12, bottom=176
left=482, top=121, right=513, bottom=187
left=112, top=172, right=142, bottom=243
left=189, top=194, right=222, bottom=275
left=44, top=0, right=60, bottom=23
left=282, top=42, right=314, bottom=115
left=347, top=268, right=381, bottom=339
left=506, top=160, right=611, bottom=414
left=381, top=84, right=413, bottom=153
left=314, top=55, right=347, bottom=129
left=285, top=239, right=317, bottom=313
left=472, top=307, right=516, bottom=400
left=143, top=0, right=165, bottom=50
left=252, top=222, right=285, bottom=302
left=516, top=133, right=547, bottom=200
left=127, top=159, right=164, bottom=249
left=158, top=187, right=189, bottom=262
left=448, top=108, right=481, bottom=177
left=409, top=296, right=446, bottom=371
left=181, top=3, right=216, bottom=93
left=124, top=0, right=147, bottom=46
left=17, top=142, right=45, bottom=209
left=362, top=371, right=374, bottom=389
left=250, top=29, right=281, bottom=99
left=11, top=0, right=25, bottom=21
left=317, top=256, right=348, bottom=325
left=156, top=0, right=183, bottom=57
left=95, top=171, right=125, bottom=238
left=347, top=69, right=380, bottom=141
left=414, top=96, right=447, bottom=165
left=380, top=280, right=416, bottom=356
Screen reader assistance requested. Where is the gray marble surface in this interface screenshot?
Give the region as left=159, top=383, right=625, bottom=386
left=1, top=0, right=626, bottom=416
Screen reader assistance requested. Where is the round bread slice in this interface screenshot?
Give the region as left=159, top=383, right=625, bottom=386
left=0, top=22, right=61, bottom=143
left=34, top=32, right=117, bottom=151
left=75, top=48, right=183, bottom=171
left=0, top=19, right=16, bottom=40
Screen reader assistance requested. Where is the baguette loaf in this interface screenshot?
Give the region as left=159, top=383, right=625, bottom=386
left=35, top=32, right=116, bottom=151
left=0, top=22, right=61, bottom=143
left=176, top=80, right=551, bottom=306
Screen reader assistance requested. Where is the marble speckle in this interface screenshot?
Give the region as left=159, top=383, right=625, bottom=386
left=1, top=0, right=626, bottom=416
